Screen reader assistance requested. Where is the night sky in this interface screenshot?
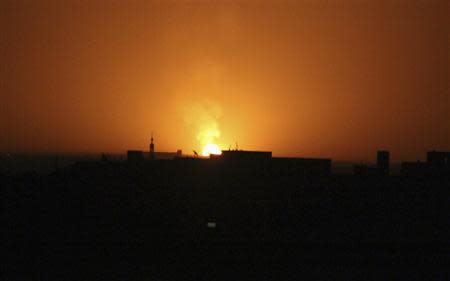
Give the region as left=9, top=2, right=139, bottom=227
left=1, top=0, right=448, bottom=162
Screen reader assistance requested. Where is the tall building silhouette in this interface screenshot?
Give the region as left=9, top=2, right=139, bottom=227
left=150, top=133, right=155, bottom=160
left=377, top=150, right=390, bottom=175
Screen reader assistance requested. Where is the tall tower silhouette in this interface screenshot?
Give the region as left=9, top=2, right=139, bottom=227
left=377, top=150, right=389, bottom=176
left=150, top=132, right=155, bottom=160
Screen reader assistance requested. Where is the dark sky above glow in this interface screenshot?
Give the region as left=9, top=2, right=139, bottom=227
left=1, top=0, right=448, bottom=162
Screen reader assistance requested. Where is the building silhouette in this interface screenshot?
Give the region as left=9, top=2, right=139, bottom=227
left=149, top=133, right=155, bottom=160
left=127, top=135, right=183, bottom=161
left=427, top=151, right=450, bottom=165
left=402, top=151, right=450, bottom=177
left=354, top=150, right=390, bottom=176
left=377, top=150, right=390, bottom=176
left=127, top=150, right=144, bottom=162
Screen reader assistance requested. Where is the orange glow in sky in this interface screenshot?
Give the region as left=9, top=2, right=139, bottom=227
left=0, top=1, right=448, bottom=162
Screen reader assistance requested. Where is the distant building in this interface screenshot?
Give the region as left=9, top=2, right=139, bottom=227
left=145, top=151, right=182, bottom=160
left=220, top=150, right=272, bottom=161
left=127, top=139, right=331, bottom=176
left=127, top=150, right=144, bottom=162
left=272, top=157, right=331, bottom=176
left=354, top=150, right=390, bottom=176
left=401, top=161, right=428, bottom=177
left=427, top=151, right=450, bottom=166
left=353, top=164, right=378, bottom=176
left=127, top=150, right=183, bottom=161
left=211, top=150, right=331, bottom=176
left=377, top=150, right=390, bottom=176
left=402, top=151, right=450, bottom=177
left=127, top=134, right=183, bottom=161
left=149, top=133, right=155, bottom=160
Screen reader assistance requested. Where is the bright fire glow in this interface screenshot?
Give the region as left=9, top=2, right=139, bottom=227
left=202, top=143, right=222, bottom=156
left=183, top=100, right=223, bottom=157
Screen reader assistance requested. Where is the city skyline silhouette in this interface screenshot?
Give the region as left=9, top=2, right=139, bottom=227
left=2, top=1, right=449, bottom=280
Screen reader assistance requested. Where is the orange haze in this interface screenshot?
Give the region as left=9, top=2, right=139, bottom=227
left=1, top=0, right=449, bottom=162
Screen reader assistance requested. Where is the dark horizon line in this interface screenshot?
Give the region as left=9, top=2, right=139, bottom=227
left=0, top=150, right=431, bottom=165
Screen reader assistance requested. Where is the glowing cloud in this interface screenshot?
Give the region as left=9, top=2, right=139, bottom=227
left=180, top=99, right=223, bottom=156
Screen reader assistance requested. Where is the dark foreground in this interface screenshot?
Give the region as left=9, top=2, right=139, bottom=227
left=3, top=167, right=450, bottom=280
left=6, top=242, right=449, bottom=280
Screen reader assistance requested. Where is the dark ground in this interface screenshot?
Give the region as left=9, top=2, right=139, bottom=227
left=2, top=164, right=449, bottom=280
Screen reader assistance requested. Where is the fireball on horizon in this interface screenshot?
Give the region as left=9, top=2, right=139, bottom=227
left=180, top=99, right=223, bottom=157
left=202, top=143, right=222, bottom=156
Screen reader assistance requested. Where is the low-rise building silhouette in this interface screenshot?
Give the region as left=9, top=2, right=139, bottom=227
left=127, top=150, right=144, bottom=162
left=211, top=150, right=331, bottom=176
left=127, top=143, right=331, bottom=177
left=427, top=151, right=450, bottom=165
left=354, top=150, right=390, bottom=176
left=401, top=151, right=450, bottom=177
left=128, top=136, right=183, bottom=161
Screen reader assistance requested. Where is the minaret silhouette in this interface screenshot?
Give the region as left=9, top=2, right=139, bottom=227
left=150, top=132, right=155, bottom=160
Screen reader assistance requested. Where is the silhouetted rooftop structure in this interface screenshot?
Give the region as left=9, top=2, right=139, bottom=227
left=219, top=150, right=272, bottom=161
left=354, top=150, right=390, bottom=176
left=377, top=150, right=390, bottom=175
left=125, top=147, right=331, bottom=177
left=353, top=164, right=379, bottom=176
left=127, top=150, right=143, bottom=162
left=427, top=151, right=450, bottom=166
left=149, top=133, right=155, bottom=160
left=127, top=136, right=183, bottom=161
left=401, top=150, right=450, bottom=178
